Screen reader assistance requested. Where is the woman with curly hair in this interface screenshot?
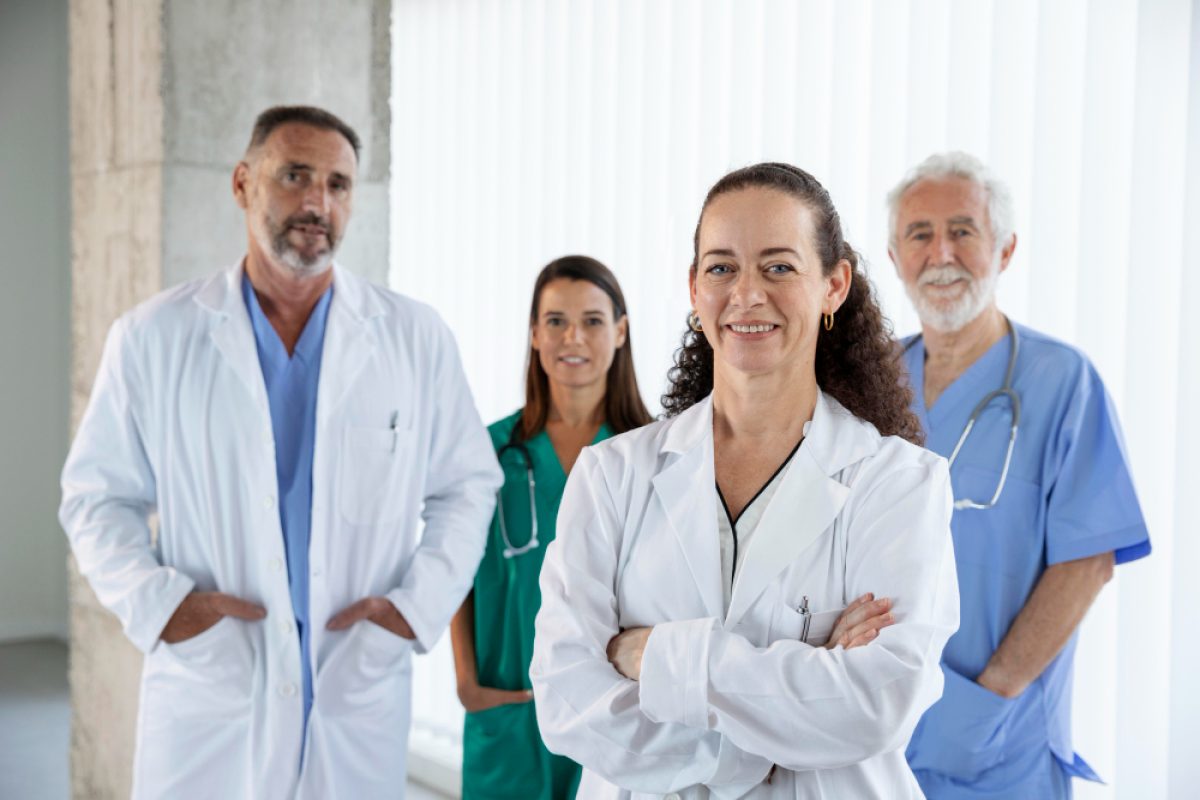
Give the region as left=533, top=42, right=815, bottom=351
left=530, top=163, right=960, bottom=798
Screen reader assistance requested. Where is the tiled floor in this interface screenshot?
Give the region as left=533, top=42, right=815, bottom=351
left=0, top=640, right=452, bottom=799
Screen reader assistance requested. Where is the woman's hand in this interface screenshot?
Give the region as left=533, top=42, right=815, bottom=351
left=606, top=626, right=653, bottom=680
left=457, top=681, right=534, bottom=713
left=825, top=593, right=894, bottom=650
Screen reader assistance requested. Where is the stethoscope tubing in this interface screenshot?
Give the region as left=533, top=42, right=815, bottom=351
left=905, top=317, right=1021, bottom=511
left=496, top=440, right=540, bottom=558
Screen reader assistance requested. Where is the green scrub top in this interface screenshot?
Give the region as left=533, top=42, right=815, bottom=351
left=462, top=410, right=613, bottom=800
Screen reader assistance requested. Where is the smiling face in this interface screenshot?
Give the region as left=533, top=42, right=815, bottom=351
left=530, top=278, right=628, bottom=392
left=889, top=176, right=1014, bottom=332
left=690, top=187, right=849, bottom=380
left=233, top=122, right=357, bottom=279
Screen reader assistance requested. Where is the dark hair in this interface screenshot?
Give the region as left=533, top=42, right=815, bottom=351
left=517, top=256, right=653, bottom=442
left=247, top=105, right=361, bottom=160
left=662, top=162, right=923, bottom=445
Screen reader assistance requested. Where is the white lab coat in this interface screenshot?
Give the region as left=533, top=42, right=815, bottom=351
left=59, top=262, right=502, bottom=799
left=530, top=391, right=959, bottom=799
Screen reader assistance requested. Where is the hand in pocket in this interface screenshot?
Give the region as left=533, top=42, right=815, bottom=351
left=160, top=591, right=266, bottom=644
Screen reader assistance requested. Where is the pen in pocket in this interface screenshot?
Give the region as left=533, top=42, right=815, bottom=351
left=799, top=595, right=812, bottom=643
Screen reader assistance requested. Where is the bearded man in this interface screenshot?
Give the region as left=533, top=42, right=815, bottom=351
left=59, top=106, right=502, bottom=799
left=887, top=152, right=1150, bottom=799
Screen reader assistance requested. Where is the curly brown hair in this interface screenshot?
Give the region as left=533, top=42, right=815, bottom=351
left=662, top=162, right=923, bottom=445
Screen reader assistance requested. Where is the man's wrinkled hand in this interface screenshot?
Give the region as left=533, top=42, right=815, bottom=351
left=160, top=591, right=267, bottom=644
left=326, top=596, right=415, bottom=639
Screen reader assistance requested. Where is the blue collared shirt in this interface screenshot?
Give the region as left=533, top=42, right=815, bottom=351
left=242, top=272, right=333, bottom=724
left=901, top=322, right=1150, bottom=798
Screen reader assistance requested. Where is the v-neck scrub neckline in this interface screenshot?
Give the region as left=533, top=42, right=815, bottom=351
left=906, top=333, right=1013, bottom=430
left=715, top=435, right=805, bottom=614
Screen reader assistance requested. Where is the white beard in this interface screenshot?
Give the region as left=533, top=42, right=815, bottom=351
left=251, top=213, right=335, bottom=279
left=906, top=256, right=1000, bottom=333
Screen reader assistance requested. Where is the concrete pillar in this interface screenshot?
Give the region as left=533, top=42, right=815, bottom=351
left=67, top=1, right=391, bottom=795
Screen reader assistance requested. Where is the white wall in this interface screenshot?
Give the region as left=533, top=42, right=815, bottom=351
left=0, top=0, right=71, bottom=642
left=391, top=1, right=1200, bottom=797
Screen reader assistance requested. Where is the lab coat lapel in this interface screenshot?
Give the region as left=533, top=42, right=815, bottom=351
left=724, top=449, right=848, bottom=628
left=196, top=263, right=269, bottom=406
left=724, top=392, right=872, bottom=629
left=650, top=399, right=724, bottom=621
left=316, top=265, right=382, bottom=419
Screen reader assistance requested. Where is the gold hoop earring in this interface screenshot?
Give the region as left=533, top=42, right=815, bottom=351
left=823, top=312, right=834, bottom=331
left=688, top=310, right=704, bottom=332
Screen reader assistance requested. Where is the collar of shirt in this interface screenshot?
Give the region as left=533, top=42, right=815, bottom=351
left=240, top=270, right=334, bottom=368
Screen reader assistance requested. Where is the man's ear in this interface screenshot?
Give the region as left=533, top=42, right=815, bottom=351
left=232, top=161, right=252, bottom=210
left=997, top=233, right=1018, bottom=273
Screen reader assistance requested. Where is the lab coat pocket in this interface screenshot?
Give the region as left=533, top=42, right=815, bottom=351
left=338, top=425, right=414, bottom=526
left=771, top=605, right=844, bottom=647
left=906, top=664, right=1017, bottom=781
left=320, top=620, right=412, bottom=718
left=150, top=616, right=256, bottom=715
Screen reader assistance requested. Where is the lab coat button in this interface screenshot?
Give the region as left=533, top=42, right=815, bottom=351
left=269, top=558, right=284, bottom=572
left=264, top=495, right=275, bottom=510
left=280, top=620, right=294, bottom=635
left=664, top=794, right=681, bottom=800
left=280, top=682, right=297, bottom=697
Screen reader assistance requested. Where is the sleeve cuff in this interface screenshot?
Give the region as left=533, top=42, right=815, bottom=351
left=638, top=617, right=716, bottom=729
left=386, top=589, right=434, bottom=654
left=133, top=569, right=195, bottom=654
left=1046, top=522, right=1150, bottom=566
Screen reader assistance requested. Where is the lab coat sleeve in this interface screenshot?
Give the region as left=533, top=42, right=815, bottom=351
left=530, top=448, right=774, bottom=798
left=638, top=457, right=959, bottom=771
left=58, top=316, right=195, bottom=654
left=387, top=319, right=502, bottom=654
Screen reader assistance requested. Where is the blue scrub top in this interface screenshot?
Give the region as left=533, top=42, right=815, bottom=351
left=243, top=272, right=333, bottom=725
left=902, top=321, right=1150, bottom=798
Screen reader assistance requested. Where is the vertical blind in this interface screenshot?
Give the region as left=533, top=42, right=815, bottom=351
left=390, top=1, right=1199, bottom=796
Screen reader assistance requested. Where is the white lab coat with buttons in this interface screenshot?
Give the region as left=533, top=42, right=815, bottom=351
left=530, top=391, right=959, bottom=799
left=59, top=262, right=502, bottom=799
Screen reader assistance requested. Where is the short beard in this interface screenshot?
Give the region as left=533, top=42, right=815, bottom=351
left=906, top=254, right=1001, bottom=333
left=253, top=211, right=338, bottom=279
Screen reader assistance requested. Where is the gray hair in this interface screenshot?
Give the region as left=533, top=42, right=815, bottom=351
left=886, top=151, right=1015, bottom=252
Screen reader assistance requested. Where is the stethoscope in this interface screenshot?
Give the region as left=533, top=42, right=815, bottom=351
left=905, top=317, right=1021, bottom=511
left=496, top=440, right=540, bottom=558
